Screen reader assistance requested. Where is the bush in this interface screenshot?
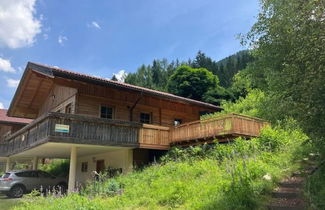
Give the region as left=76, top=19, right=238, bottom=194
left=81, top=177, right=122, bottom=197
left=202, top=89, right=266, bottom=120
left=39, top=159, right=69, bottom=177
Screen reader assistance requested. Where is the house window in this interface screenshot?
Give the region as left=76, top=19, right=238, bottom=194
left=199, top=111, right=212, bottom=117
left=100, top=106, right=114, bottom=119
left=140, top=113, right=151, bottom=124
left=81, top=162, right=88, bottom=172
left=65, top=103, right=72, bottom=114
left=174, top=119, right=182, bottom=126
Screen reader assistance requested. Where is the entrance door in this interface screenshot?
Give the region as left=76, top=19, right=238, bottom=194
left=96, top=160, right=105, bottom=173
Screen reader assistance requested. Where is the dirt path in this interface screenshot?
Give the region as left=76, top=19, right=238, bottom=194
left=267, top=157, right=317, bottom=210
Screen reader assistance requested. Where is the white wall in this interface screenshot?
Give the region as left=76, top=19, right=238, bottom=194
left=76, top=148, right=133, bottom=184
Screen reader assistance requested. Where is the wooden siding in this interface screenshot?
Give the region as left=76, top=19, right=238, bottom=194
left=35, top=78, right=215, bottom=127
left=170, top=113, right=268, bottom=144
left=38, top=84, right=77, bottom=116
left=74, top=82, right=215, bottom=126
left=76, top=91, right=204, bottom=127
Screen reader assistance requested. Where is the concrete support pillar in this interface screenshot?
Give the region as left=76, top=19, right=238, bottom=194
left=68, top=146, right=77, bottom=193
left=124, top=149, right=133, bottom=173
left=32, top=157, right=39, bottom=170
left=5, top=158, right=10, bottom=172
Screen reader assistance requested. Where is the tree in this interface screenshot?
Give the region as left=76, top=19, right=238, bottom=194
left=191, top=50, right=254, bottom=88
left=228, top=70, right=253, bottom=99
left=246, top=0, right=325, bottom=138
left=167, top=65, right=220, bottom=102
left=111, top=75, right=118, bottom=81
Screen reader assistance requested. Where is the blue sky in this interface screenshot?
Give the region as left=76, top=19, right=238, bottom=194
left=0, top=0, right=259, bottom=108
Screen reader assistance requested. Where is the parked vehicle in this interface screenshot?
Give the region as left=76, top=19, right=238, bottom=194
left=0, top=170, right=67, bottom=198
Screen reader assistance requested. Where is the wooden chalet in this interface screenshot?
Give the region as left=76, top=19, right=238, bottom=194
left=0, top=62, right=267, bottom=192
left=0, top=109, right=32, bottom=171
left=0, top=109, right=31, bottom=142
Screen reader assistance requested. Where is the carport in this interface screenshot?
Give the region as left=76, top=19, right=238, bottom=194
left=5, top=142, right=133, bottom=192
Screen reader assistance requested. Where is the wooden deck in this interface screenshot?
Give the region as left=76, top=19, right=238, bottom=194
left=170, top=113, right=268, bottom=145
left=0, top=113, right=268, bottom=157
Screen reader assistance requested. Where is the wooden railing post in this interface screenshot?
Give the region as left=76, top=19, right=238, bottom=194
left=138, top=127, right=143, bottom=144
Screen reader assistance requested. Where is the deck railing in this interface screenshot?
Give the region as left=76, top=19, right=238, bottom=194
left=0, top=113, right=268, bottom=156
left=1, top=112, right=172, bottom=156
left=170, top=113, right=268, bottom=143
left=139, top=124, right=170, bottom=149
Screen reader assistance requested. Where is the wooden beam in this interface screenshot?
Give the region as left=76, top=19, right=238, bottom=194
left=159, top=99, right=162, bottom=125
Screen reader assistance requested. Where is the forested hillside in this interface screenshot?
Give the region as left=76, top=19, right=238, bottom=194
left=190, top=50, right=254, bottom=88
left=123, top=50, right=253, bottom=105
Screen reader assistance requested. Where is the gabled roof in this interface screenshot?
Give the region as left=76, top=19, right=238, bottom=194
left=0, top=109, right=32, bottom=125
left=8, top=62, right=222, bottom=118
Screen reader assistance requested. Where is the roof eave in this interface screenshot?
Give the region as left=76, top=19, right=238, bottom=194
left=51, top=69, right=222, bottom=110
left=9, top=62, right=222, bottom=117
left=7, top=62, right=32, bottom=117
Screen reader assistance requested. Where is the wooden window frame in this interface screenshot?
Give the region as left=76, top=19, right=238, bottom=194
left=81, top=162, right=88, bottom=172
left=99, top=105, right=115, bottom=119
left=65, top=103, right=72, bottom=114
left=140, top=112, right=152, bottom=124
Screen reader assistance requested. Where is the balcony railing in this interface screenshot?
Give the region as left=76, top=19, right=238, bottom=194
left=0, top=113, right=268, bottom=157
left=170, top=113, right=268, bottom=144
left=0, top=112, right=171, bottom=156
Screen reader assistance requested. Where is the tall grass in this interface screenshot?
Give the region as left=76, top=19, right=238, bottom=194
left=15, top=121, right=311, bottom=210
left=305, top=138, right=325, bottom=209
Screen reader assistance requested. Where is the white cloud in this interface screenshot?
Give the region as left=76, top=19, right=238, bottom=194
left=6, top=78, right=20, bottom=88
left=43, top=33, right=48, bottom=40
left=17, top=66, right=24, bottom=73
left=0, top=0, right=41, bottom=48
left=0, top=58, right=15, bottom=73
left=113, top=70, right=128, bottom=82
left=58, top=35, right=67, bottom=46
left=88, top=21, right=101, bottom=29
left=0, top=102, right=4, bottom=109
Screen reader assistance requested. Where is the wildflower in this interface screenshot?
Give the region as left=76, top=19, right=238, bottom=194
left=263, top=173, right=272, bottom=181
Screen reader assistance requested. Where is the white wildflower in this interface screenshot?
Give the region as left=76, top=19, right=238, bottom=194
left=263, top=173, right=272, bottom=181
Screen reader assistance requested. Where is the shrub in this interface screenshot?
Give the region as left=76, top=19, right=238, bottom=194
left=39, top=159, right=69, bottom=177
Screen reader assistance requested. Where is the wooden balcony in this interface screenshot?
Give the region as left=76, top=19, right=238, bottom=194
left=0, top=113, right=268, bottom=157
left=0, top=112, right=171, bottom=157
left=170, top=113, right=268, bottom=145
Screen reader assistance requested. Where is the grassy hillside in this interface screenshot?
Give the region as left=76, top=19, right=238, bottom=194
left=16, top=121, right=312, bottom=210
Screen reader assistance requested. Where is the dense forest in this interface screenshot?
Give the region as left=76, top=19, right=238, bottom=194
left=122, top=50, right=253, bottom=105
